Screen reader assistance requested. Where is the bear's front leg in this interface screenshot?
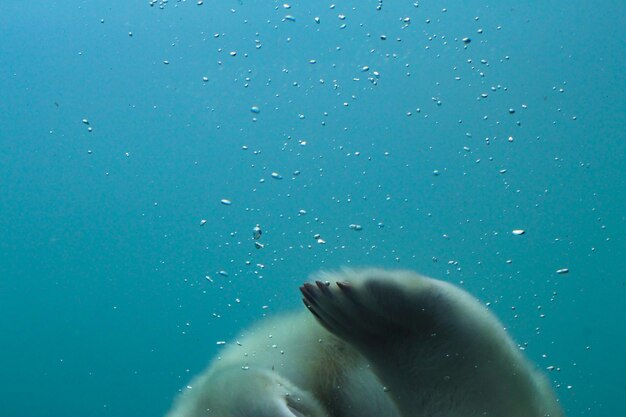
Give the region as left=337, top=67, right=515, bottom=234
left=300, top=269, right=477, bottom=417
left=300, top=269, right=443, bottom=353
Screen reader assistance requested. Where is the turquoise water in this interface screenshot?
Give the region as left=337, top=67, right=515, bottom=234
left=1, top=1, right=624, bottom=416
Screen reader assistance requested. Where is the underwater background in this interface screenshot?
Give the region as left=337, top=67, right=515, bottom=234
left=1, top=1, right=624, bottom=416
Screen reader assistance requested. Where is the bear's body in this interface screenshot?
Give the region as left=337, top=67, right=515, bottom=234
left=166, top=268, right=564, bottom=417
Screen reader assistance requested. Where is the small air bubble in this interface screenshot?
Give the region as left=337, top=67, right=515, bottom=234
left=252, top=224, right=262, bottom=240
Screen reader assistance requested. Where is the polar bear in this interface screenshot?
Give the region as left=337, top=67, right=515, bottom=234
left=166, top=268, right=564, bottom=417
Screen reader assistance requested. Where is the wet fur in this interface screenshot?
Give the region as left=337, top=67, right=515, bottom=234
left=166, top=268, right=563, bottom=417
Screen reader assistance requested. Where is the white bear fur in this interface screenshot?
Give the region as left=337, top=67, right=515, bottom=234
left=166, top=268, right=564, bottom=417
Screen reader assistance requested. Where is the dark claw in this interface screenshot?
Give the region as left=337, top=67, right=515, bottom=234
left=300, top=283, right=315, bottom=298
left=336, top=281, right=352, bottom=292
left=315, top=280, right=332, bottom=296
left=302, top=299, right=323, bottom=322
left=300, top=283, right=319, bottom=305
